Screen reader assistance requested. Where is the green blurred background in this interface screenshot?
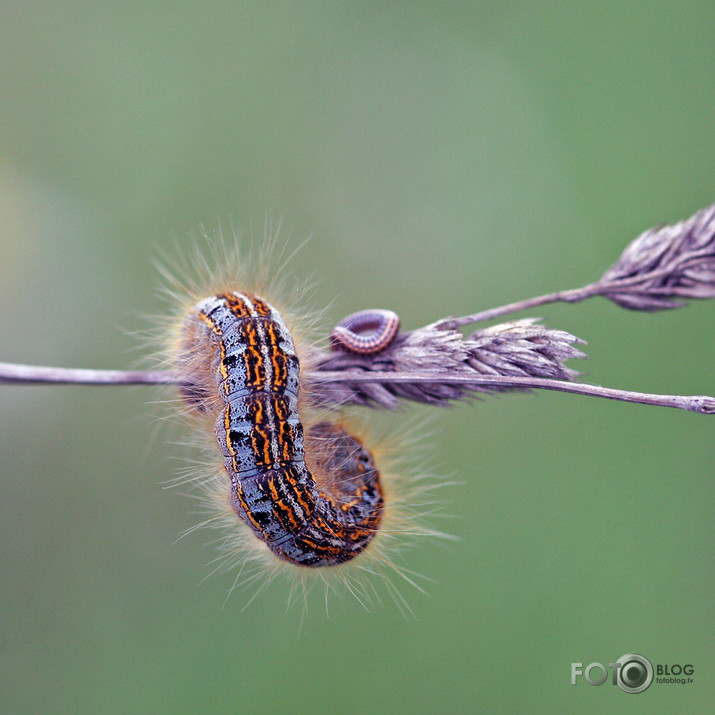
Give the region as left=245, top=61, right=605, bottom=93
left=1, top=3, right=712, bottom=713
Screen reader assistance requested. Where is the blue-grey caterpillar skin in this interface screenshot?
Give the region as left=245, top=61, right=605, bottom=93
left=178, top=292, right=384, bottom=567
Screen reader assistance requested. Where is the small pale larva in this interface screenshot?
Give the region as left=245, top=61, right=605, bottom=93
left=329, top=309, right=401, bottom=355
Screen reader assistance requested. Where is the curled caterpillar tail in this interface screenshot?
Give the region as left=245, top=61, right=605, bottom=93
left=177, top=291, right=384, bottom=566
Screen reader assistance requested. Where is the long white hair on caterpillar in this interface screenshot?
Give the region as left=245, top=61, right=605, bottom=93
left=149, top=217, right=453, bottom=614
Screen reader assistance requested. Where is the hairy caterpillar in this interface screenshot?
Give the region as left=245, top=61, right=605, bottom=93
left=177, top=292, right=385, bottom=566
left=158, top=233, right=445, bottom=609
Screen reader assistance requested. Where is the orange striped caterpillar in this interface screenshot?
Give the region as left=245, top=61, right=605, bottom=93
left=177, top=292, right=386, bottom=566
left=159, top=237, right=442, bottom=608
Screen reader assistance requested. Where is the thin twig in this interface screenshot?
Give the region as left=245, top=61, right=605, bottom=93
left=0, top=362, right=175, bottom=385
left=435, top=285, right=603, bottom=329
left=1, top=361, right=712, bottom=414
left=439, top=202, right=715, bottom=328
left=311, top=371, right=715, bottom=415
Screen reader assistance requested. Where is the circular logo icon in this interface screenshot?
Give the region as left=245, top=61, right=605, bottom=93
left=616, top=653, right=653, bottom=694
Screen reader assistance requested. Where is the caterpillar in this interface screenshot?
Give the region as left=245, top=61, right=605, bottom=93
left=177, top=292, right=385, bottom=566
left=158, top=232, right=446, bottom=610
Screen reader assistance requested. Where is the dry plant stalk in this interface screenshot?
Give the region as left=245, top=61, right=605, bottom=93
left=1, top=203, right=713, bottom=414
left=309, top=319, right=587, bottom=408
left=600, top=202, right=715, bottom=310
left=439, top=202, right=715, bottom=325
left=307, top=202, right=714, bottom=413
